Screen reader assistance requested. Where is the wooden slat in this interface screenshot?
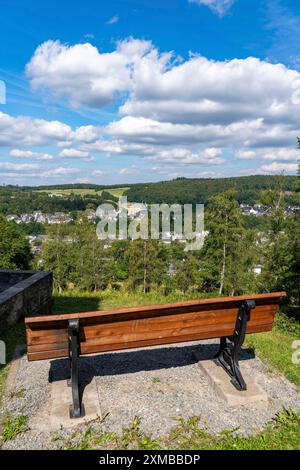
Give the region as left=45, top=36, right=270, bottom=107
left=25, top=292, right=285, bottom=361
left=27, top=305, right=276, bottom=347
left=25, top=292, right=286, bottom=324
left=27, top=313, right=274, bottom=353
left=27, top=321, right=274, bottom=361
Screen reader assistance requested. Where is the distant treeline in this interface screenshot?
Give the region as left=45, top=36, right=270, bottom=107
left=17, top=183, right=130, bottom=191
left=125, top=175, right=298, bottom=206
left=0, top=188, right=117, bottom=215
left=0, top=175, right=298, bottom=214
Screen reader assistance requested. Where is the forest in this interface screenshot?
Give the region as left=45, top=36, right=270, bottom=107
left=125, top=175, right=298, bottom=206
left=0, top=174, right=298, bottom=215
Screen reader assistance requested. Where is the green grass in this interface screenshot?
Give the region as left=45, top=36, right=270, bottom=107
left=0, top=413, right=28, bottom=443
left=52, top=288, right=207, bottom=314
left=106, top=187, right=130, bottom=198
left=35, top=187, right=129, bottom=198
left=246, top=312, right=300, bottom=387
left=50, top=409, right=300, bottom=450
left=152, top=377, right=161, bottom=384
left=0, top=323, right=25, bottom=405
left=36, top=188, right=101, bottom=196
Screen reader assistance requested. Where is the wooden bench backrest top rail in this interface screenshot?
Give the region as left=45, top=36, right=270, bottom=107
left=25, top=292, right=286, bottom=324
left=25, top=292, right=286, bottom=361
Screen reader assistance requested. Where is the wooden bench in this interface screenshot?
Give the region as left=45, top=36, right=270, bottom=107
left=25, top=292, right=286, bottom=418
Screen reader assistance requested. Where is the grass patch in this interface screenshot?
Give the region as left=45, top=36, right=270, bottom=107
left=35, top=188, right=102, bottom=196
left=106, top=187, right=130, bottom=198
left=246, top=312, right=300, bottom=387
left=50, top=409, right=300, bottom=450
left=0, top=413, right=28, bottom=443
left=52, top=288, right=207, bottom=314
left=0, top=323, right=25, bottom=405
left=35, top=187, right=130, bottom=198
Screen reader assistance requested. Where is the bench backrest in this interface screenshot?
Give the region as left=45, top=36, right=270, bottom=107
left=25, top=292, right=285, bottom=361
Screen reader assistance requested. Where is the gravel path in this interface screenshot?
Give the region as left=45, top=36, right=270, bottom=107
left=1, top=340, right=300, bottom=449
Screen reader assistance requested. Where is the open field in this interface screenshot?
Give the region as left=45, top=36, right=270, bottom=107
left=35, top=188, right=101, bottom=196
left=34, top=187, right=130, bottom=198
left=104, top=187, right=130, bottom=198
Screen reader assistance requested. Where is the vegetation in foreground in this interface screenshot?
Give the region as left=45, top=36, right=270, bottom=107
left=0, top=414, right=28, bottom=444
left=1, top=408, right=299, bottom=450
left=247, top=312, right=300, bottom=387
left=43, top=409, right=300, bottom=450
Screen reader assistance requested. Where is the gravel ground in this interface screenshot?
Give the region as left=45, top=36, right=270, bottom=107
left=1, top=339, right=300, bottom=449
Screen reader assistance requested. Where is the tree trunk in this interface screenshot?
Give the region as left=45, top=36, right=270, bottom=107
left=219, top=215, right=228, bottom=295
left=219, top=241, right=226, bottom=295
left=143, top=241, right=147, bottom=294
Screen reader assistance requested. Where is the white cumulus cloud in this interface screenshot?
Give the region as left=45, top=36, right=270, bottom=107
left=189, top=0, right=236, bottom=17
left=0, top=162, right=40, bottom=171
left=9, top=149, right=53, bottom=160
left=26, top=38, right=153, bottom=108
left=106, top=15, right=119, bottom=25
left=260, top=162, right=299, bottom=173
left=4, top=36, right=299, bottom=176
left=0, top=112, right=72, bottom=146
left=59, top=148, right=94, bottom=160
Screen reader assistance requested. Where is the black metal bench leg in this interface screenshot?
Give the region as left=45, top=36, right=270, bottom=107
left=215, top=299, right=256, bottom=391
left=68, top=319, right=85, bottom=418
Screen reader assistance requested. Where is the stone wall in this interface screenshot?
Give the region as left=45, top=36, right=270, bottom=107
left=0, top=270, right=53, bottom=331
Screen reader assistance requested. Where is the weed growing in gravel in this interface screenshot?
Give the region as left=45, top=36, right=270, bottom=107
left=151, top=377, right=161, bottom=383
left=116, top=417, right=160, bottom=450
left=9, top=388, right=26, bottom=399
left=164, top=416, right=216, bottom=450
left=215, top=408, right=300, bottom=450
left=151, top=409, right=300, bottom=450
left=0, top=413, right=28, bottom=443
left=47, top=408, right=300, bottom=451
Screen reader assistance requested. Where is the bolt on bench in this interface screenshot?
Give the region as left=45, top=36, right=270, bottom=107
left=25, top=292, right=286, bottom=418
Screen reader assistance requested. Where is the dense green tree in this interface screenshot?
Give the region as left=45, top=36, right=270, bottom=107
left=126, top=239, right=167, bottom=293
left=0, top=215, right=32, bottom=269
left=259, top=179, right=291, bottom=294
left=200, top=190, right=256, bottom=295
left=38, top=223, right=75, bottom=292
left=39, top=219, right=109, bottom=292
left=287, top=140, right=300, bottom=302
left=174, top=253, right=202, bottom=293
left=105, top=240, right=130, bottom=282
left=70, top=219, right=108, bottom=291
left=285, top=216, right=300, bottom=303
left=125, top=175, right=298, bottom=206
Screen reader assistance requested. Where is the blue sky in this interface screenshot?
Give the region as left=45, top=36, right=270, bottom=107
left=0, top=0, right=300, bottom=185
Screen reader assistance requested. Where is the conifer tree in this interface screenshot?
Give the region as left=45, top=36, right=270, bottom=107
left=127, top=239, right=167, bottom=293
left=200, top=190, right=255, bottom=295
left=259, top=176, right=291, bottom=293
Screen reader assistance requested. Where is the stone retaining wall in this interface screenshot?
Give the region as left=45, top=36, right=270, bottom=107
left=0, top=270, right=53, bottom=331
